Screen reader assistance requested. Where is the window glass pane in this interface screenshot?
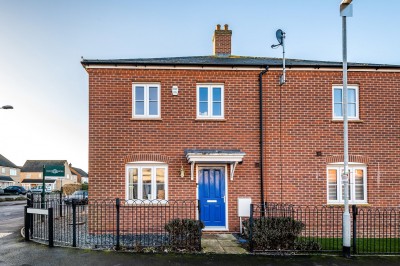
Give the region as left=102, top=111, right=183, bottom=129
left=149, top=87, right=158, bottom=101
left=213, top=87, right=221, bottom=101
left=135, top=86, right=144, bottom=101
left=334, top=103, right=342, bottom=117
left=348, top=89, right=356, bottom=103
left=348, top=103, right=356, bottom=117
left=156, top=168, right=165, bottom=199
left=328, top=169, right=337, bottom=201
left=334, top=89, right=342, bottom=104
left=355, top=169, right=364, bottom=200
left=199, top=87, right=208, bottom=101
left=142, top=168, right=152, bottom=200
left=199, top=102, right=208, bottom=116
left=212, top=102, right=221, bottom=116
left=129, top=168, right=138, bottom=199
left=135, top=102, right=144, bottom=115
left=149, top=102, right=158, bottom=115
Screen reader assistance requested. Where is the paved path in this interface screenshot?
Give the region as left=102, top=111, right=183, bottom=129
left=202, top=234, right=247, bottom=254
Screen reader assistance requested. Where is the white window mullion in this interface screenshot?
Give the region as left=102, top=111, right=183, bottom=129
left=144, top=85, right=148, bottom=116
left=208, top=86, right=212, bottom=116
left=138, top=167, right=143, bottom=199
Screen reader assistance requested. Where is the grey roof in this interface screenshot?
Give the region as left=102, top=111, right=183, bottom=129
left=21, top=160, right=67, bottom=173
left=71, top=167, right=88, bottom=177
left=184, top=149, right=244, bottom=155
left=81, top=55, right=400, bottom=69
left=0, top=154, right=18, bottom=168
left=21, top=179, right=56, bottom=184
left=0, top=176, right=14, bottom=182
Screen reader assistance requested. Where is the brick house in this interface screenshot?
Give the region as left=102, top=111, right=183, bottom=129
left=0, top=154, right=21, bottom=188
left=20, top=160, right=76, bottom=191
left=82, top=24, right=400, bottom=232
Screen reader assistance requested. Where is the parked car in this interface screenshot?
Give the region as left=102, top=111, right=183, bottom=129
left=64, top=190, right=88, bottom=205
left=28, top=185, right=52, bottom=194
left=4, top=186, right=27, bottom=195
left=0, top=188, right=4, bottom=195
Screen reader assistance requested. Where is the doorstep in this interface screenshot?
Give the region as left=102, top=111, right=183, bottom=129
left=201, top=234, right=248, bottom=254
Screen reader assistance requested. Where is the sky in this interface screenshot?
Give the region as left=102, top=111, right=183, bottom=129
left=0, top=0, right=399, bottom=172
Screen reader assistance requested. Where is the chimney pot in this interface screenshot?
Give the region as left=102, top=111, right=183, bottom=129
left=224, top=24, right=229, bottom=30
left=216, top=24, right=221, bottom=30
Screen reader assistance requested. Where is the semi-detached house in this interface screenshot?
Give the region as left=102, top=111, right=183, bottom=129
left=82, top=24, right=400, bottom=232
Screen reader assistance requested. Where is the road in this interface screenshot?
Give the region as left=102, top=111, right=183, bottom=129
left=0, top=201, right=25, bottom=238
left=0, top=202, right=400, bottom=265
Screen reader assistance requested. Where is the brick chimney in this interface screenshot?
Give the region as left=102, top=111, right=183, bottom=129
left=212, top=24, right=232, bottom=56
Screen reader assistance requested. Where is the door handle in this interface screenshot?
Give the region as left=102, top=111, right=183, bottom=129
left=223, top=195, right=226, bottom=203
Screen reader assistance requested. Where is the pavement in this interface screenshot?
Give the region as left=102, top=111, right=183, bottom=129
left=202, top=234, right=247, bottom=254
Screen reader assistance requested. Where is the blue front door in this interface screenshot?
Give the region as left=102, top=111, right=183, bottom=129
left=198, top=167, right=226, bottom=227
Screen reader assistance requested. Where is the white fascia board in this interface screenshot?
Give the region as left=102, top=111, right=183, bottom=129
left=84, top=64, right=400, bottom=73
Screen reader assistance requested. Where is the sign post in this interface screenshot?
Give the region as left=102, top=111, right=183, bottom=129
left=41, top=165, right=65, bottom=209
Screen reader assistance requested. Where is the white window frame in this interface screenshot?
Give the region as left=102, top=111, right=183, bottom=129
left=10, top=168, right=17, bottom=176
left=132, top=83, right=161, bottom=119
left=196, top=84, right=224, bottom=119
left=125, top=162, right=168, bottom=204
left=1, top=168, right=5, bottom=174
left=326, top=163, right=367, bottom=204
left=332, top=85, right=359, bottom=120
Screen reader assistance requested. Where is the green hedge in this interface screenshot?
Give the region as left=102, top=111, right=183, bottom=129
left=243, top=216, right=306, bottom=250
left=165, top=218, right=204, bottom=251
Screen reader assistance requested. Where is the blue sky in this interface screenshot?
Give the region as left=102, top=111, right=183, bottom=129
left=0, top=0, right=399, bottom=171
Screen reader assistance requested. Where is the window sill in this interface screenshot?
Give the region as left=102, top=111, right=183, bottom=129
left=130, top=118, right=162, bottom=121
left=195, top=118, right=226, bottom=122
left=326, top=203, right=369, bottom=206
left=331, top=119, right=364, bottom=123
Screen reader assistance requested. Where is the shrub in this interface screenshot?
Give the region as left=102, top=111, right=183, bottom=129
left=243, top=216, right=305, bottom=250
left=81, top=183, right=88, bottom=191
left=62, top=184, right=82, bottom=195
left=165, top=218, right=204, bottom=251
left=294, top=239, right=322, bottom=251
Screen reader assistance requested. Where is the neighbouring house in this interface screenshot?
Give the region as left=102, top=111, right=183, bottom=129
left=0, top=154, right=21, bottom=188
left=81, top=24, right=400, bottom=232
left=20, top=160, right=76, bottom=191
left=69, top=164, right=89, bottom=184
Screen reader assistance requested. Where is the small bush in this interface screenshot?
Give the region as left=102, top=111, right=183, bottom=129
left=0, top=198, right=4, bottom=202
left=294, top=239, right=322, bottom=251
left=81, top=184, right=88, bottom=191
left=5, top=198, right=14, bottom=201
left=165, top=218, right=204, bottom=251
left=243, top=216, right=305, bottom=250
left=62, top=184, right=82, bottom=195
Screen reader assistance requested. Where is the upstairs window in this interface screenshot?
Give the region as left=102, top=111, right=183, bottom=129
left=133, top=84, right=161, bottom=118
left=332, top=85, right=359, bottom=120
left=10, top=168, right=17, bottom=176
left=327, top=164, right=367, bottom=204
left=1, top=168, right=5, bottom=174
left=197, top=84, right=224, bottom=119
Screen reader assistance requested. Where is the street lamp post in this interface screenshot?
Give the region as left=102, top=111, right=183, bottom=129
left=340, top=0, right=353, bottom=258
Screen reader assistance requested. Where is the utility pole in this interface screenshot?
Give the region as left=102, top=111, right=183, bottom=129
left=340, top=0, right=353, bottom=258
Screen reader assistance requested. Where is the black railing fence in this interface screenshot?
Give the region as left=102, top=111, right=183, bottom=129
left=246, top=203, right=400, bottom=254
left=25, top=194, right=201, bottom=251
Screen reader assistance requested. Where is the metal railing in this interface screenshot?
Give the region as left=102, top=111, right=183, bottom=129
left=245, top=203, right=400, bottom=255
left=25, top=194, right=201, bottom=251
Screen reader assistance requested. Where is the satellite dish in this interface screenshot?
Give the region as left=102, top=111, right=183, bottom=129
left=276, top=29, right=284, bottom=45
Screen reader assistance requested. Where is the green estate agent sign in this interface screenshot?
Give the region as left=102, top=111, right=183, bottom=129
left=45, top=165, right=65, bottom=177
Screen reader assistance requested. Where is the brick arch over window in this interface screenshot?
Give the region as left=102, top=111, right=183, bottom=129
left=124, top=153, right=172, bottom=163
left=325, top=155, right=369, bottom=164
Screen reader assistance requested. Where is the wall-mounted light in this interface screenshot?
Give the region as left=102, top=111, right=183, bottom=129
left=316, top=151, right=323, bottom=157
left=180, top=165, right=185, bottom=177
left=172, top=86, right=179, bottom=96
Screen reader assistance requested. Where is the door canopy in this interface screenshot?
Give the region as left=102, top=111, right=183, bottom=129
left=185, top=149, right=245, bottom=181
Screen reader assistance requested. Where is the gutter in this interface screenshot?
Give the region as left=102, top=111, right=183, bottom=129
left=259, top=66, right=269, bottom=207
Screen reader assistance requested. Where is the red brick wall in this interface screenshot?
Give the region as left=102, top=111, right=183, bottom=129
left=264, top=70, right=400, bottom=207
left=87, top=67, right=400, bottom=232
left=88, top=68, right=262, bottom=232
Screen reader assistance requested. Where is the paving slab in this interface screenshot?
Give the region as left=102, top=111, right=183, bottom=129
left=218, top=239, right=240, bottom=247
left=216, top=234, right=236, bottom=240
left=223, top=246, right=248, bottom=254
